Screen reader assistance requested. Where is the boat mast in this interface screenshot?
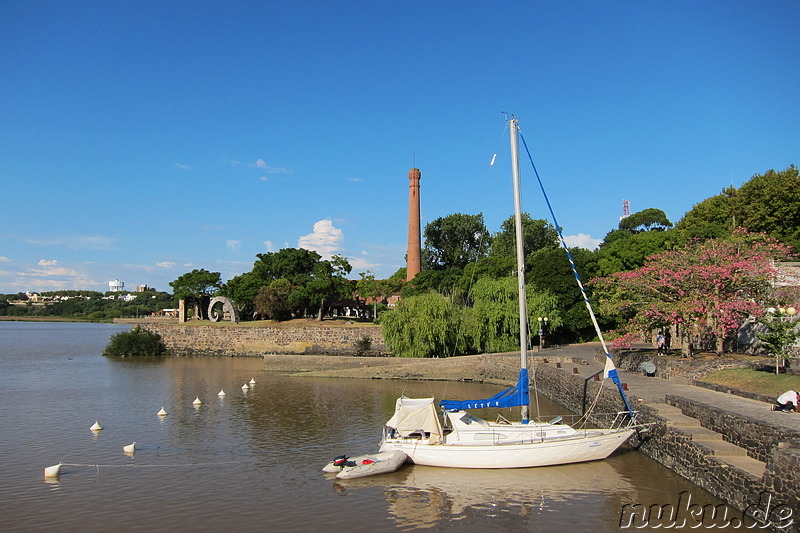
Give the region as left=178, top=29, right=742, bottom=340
left=509, top=117, right=530, bottom=422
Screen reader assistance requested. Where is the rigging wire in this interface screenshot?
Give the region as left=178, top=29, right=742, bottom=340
left=516, top=127, right=635, bottom=419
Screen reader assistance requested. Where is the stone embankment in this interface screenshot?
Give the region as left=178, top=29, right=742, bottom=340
left=126, top=320, right=387, bottom=356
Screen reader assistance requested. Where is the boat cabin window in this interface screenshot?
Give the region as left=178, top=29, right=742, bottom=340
left=456, top=412, right=486, bottom=426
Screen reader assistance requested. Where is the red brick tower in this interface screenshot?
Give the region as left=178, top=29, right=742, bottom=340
left=406, top=168, right=422, bottom=281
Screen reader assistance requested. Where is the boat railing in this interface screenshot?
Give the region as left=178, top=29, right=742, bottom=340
left=610, top=411, right=640, bottom=430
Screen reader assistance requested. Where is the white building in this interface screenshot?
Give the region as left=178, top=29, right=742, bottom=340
left=109, top=279, right=124, bottom=292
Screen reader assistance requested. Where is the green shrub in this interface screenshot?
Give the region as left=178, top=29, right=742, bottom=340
left=103, top=326, right=169, bottom=357
left=354, top=336, right=372, bottom=356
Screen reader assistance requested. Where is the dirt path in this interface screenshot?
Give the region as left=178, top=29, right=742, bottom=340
left=263, top=352, right=522, bottom=384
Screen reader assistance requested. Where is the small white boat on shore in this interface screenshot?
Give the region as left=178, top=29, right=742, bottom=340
left=322, top=450, right=407, bottom=479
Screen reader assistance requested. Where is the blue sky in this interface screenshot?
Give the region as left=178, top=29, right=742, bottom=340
left=1, top=1, right=798, bottom=294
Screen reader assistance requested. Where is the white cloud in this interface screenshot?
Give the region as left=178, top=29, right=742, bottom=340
left=563, top=233, right=602, bottom=250
left=227, top=240, right=241, bottom=250
left=19, top=266, right=81, bottom=278
left=156, top=261, right=177, bottom=268
left=254, top=158, right=290, bottom=174
left=174, top=163, right=192, bottom=170
left=24, top=235, right=116, bottom=250
left=298, top=219, right=344, bottom=259
left=0, top=256, right=12, bottom=262
left=260, top=176, right=269, bottom=181
left=227, top=158, right=289, bottom=175
left=264, top=241, right=276, bottom=253
left=347, top=177, right=363, bottom=183
left=38, top=259, right=58, bottom=266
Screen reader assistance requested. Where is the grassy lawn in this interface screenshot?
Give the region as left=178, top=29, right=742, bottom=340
left=702, top=368, right=800, bottom=397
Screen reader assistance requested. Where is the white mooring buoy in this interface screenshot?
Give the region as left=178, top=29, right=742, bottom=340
left=241, top=383, right=249, bottom=391
left=44, top=463, right=62, bottom=478
left=123, top=442, right=136, bottom=453
left=249, top=377, right=256, bottom=385
left=218, top=389, right=226, bottom=397
left=192, top=397, right=203, bottom=406
left=90, top=420, right=103, bottom=431
left=157, top=407, right=168, bottom=416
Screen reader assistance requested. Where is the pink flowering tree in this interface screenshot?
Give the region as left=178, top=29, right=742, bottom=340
left=594, top=231, right=793, bottom=356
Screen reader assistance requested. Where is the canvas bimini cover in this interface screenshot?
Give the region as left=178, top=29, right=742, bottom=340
left=439, top=369, right=530, bottom=411
left=385, top=397, right=443, bottom=445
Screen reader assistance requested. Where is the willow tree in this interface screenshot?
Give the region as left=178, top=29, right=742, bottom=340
left=469, top=276, right=562, bottom=353
left=381, top=292, right=470, bottom=357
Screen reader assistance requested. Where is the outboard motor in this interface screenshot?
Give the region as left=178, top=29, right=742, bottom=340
left=332, top=455, right=349, bottom=468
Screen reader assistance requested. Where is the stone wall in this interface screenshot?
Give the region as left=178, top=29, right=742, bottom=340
left=635, top=405, right=772, bottom=518
left=533, top=361, right=633, bottom=425
left=534, top=360, right=800, bottom=527
left=665, top=395, right=798, bottom=464
left=137, top=322, right=387, bottom=356
left=614, top=349, right=761, bottom=380
left=764, top=441, right=800, bottom=521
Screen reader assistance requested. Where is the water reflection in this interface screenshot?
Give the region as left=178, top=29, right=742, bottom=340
left=330, top=460, right=636, bottom=530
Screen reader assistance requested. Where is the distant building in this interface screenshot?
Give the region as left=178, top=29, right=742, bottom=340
left=136, top=284, right=154, bottom=292
left=109, top=279, right=124, bottom=292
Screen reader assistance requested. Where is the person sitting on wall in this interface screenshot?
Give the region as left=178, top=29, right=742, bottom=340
left=772, top=390, right=800, bottom=412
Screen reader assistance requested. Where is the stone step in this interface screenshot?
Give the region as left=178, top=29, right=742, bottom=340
left=687, top=428, right=723, bottom=441
left=693, top=439, right=748, bottom=456
left=653, top=404, right=689, bottom=418
left=658, top=409, right=704, bottom=428
left=720, top=455, right=766, bottom=479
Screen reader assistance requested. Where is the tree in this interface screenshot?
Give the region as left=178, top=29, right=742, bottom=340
left=677, top=166, right=800, bottom=252
left=736, top=166, right=800, bottom=252
left=595, top=229, right=686, bottom=277
left=254, top=279, right=293, bottom=321
left=618, top=208, right=672, bottom=232
left=468, top=276, right=563, bottom=353
left=357, top=271, right=380, bottom=319
left=220, top=271, right=263, bottom=319
left=306, top=255, right=352, bottom=320
left=490, top=214, right=558, bottom=258
left=593, top=231, right=793, bottom=355
left=526, top=246, right=599, bottom=342
left=252, top=248, right=321, bottom=285
left=169, top=269, right=222, bottom=301
left=402, top=268, right=464, bottom=299
left=423, top=213, right=491, bottom=270
left=755, top=307, right=800, bottom=375
left=381, top=292, right=470, bottom=357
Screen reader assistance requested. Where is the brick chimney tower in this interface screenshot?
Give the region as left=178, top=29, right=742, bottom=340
left=406, top=168, right=422, bottom=281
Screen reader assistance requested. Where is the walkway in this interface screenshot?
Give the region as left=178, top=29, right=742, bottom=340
left=539, top=342, right=800, bottom=434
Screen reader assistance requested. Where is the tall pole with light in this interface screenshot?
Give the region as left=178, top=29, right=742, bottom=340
left=538, top=316, right=548, bottom=350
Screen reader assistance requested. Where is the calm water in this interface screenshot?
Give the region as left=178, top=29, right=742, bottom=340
left=0, top=322, right=740, bottom=532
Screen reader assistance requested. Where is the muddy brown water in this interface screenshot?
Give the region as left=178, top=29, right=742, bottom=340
left=1, top=322, right=747, bottom=532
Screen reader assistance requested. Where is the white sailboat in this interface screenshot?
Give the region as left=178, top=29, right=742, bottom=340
left=379, top=116, right=640, bottom=468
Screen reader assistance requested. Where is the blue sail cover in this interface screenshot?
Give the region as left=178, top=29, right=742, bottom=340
left=440, top=369, right=529, bottom=411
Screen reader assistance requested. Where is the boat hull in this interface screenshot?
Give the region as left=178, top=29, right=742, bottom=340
left=335, top=450, right=408, bottom=479
left=323, top=450, right=408, bottom=479
left=379, top=428, right=634, bottom=469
